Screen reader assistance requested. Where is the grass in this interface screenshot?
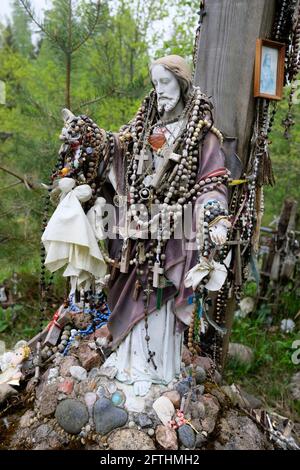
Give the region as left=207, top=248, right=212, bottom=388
left=224, top=303, right=300, bottom=421
left=1, top=258, right=299, bottom=421
left=0, top=260, right=66, bottom=349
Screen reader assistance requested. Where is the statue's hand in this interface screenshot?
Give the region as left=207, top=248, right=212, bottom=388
left=209, top=218, right=231, bottom=246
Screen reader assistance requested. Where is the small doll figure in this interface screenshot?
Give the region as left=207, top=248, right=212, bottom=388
left=0, top=341, right=31, bottom=386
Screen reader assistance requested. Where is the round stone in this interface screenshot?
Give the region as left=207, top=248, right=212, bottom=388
left=94, top=397, right=128, bottom=435
left=107, top=382, right=117, bottom=394
left=111, top=391, right=126, bottom=407
left=178, top=424, right=196, bottom=449
left=195, top=366, right=206, bottom=385
left=55, top=399, right=89, bottom=435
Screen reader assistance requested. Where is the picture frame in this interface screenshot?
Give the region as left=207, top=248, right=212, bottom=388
left=254, top=38, right=285, bottom=100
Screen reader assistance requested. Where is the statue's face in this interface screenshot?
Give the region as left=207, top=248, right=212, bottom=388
left=151, top=64, right=181, bottom=114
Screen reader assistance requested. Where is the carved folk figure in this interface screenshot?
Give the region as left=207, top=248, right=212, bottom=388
left=42, top=55, right=231, bottom=397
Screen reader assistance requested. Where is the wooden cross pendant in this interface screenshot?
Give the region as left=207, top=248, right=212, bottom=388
left=120, top=239, right=131, bottom=273
left=110, top=258, right=120, bottom=282
left=143, top=285, right=154, bottom=307
left=225, top=230, right=246, bottom=287
left=135, top=148, right=149, bottom=175
left=132, top=279, right=142, bottom=300
left=147, top=350, right=157, bottom=369
left=234, top=229, right=242, bottom=287
left=137, top=242, right=146, bottom=264
left=152, top=261, right=164, bottom=288
left=44, top=306, right=71, bottom=346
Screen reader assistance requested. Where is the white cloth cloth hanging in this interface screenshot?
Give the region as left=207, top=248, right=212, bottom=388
left=86, top=197, right=107, bottom=241
left=41, top=178, right=106, bottom=292
left=103, top=298, right=183, bottom=387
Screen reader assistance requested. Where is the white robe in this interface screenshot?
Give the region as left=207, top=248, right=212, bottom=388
left=103, top=122, right=192, bottom=387
left=104, top=299, right=184, bottom=385
left=42, top=178, right=106, bottom=292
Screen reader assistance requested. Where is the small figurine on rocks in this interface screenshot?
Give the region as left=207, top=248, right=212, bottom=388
left=0, top=341, right=31, bottom=386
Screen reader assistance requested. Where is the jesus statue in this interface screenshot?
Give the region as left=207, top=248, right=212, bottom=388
left=43, top=55, right=231, bottom=397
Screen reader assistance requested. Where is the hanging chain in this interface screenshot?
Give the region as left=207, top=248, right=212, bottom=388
left=192, top=1, right=206, bottom=84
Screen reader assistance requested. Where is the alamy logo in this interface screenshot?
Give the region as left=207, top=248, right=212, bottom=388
left=0, top=80, right=6, bottom=104
left=291, top=339, right=300, bottom=365
left=292, top=80, right=300, bottom=104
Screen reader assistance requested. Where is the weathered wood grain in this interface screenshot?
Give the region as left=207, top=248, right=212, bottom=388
left=194, top=0, right=277, bottom=368
left=194, top=0, right=276, bottom=165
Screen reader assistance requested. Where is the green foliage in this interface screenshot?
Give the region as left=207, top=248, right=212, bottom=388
left=10, top=0, right=34, bottom=58
left=225, top=306, right=300, bottom=418
left=155, top=0, right=199, bottom=61
left=0, top=0, right=171, bottom=279
left=0, top=0, right=199, bottom=345
left=263, top=85, right=300, bottom=225
left=242, top=280, right=258, bottom=297
left=0, top=306, right=13, bottom=333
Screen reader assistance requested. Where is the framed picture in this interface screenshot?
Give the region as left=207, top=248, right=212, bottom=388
left=254, top=39, right=285, bottom=100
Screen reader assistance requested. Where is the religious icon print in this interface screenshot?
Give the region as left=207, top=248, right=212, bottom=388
left=254, top=39, right=285, bottom=100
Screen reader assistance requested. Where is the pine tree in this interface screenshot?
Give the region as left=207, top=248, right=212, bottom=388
left=11, top=0, right=34, bottom=58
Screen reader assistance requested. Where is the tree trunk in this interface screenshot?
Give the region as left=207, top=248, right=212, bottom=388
left=65, top=53, right=71, bottom=109
left=65, top=0, right=72, bottom=109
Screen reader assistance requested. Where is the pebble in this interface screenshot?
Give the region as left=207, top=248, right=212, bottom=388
left=178, top=424, right=196, bottom=448
left=55, top=399, right=89, bottom=435
left=70, top=366, right=88, bottom=381
left=93, top=397, right=128, bottom=435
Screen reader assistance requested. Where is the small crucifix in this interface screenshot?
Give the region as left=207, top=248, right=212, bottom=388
left=137, top=242, right=146, bottom=264
left=143, top=285, right=154, bottom=307
left=120, top=239, right=131, bottom=273
left=135, top=148, right=150, bottom=175
left=225, top=230, right=247, bottom=287
left=152, top=261, right=164, bottom=288
left=132, top=279, right=142, bottom=301
left=110, top=258, right=120, bottom=282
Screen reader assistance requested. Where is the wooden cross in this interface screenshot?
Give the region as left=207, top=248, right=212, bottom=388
left=110, top=258, right=120, bottom=282
left=32, top=341, right=41, bottom=384
left=43, top=305, right=71, bottom=347
left=137, top=242, right=146, bottom=264
left=152, top=261, right=164, bottom=288
left=135, top=148, right=150, bottom=175
left=120, top=239, right=131, bottom=273
left=151, top=150, right=180, bottom=189
left=143, top=285, right=154, bottom=307
left=132, top=279, right=142, bottom=301
left=225, top=230, right=245, bottom=287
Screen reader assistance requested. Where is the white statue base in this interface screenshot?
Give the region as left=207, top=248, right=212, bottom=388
left=100, top=299, right=183, bottom=399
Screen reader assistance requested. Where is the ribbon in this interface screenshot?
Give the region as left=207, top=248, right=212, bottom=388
left=229, top=179, right=248, bottom=186
left=47, top=308, right=62, bottom=331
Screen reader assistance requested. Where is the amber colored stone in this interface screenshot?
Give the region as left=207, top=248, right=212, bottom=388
left=60, top=167, right=70, bottom=176
left=148, top=128, right=166, bottom=150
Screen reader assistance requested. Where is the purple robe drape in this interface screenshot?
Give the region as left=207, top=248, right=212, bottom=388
left=105, top=131, right=228, bottom=349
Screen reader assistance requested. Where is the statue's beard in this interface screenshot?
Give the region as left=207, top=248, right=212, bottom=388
left=157, top=94, right=181, bottom=115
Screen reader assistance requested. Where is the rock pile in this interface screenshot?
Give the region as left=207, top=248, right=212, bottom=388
left=0, top=341, right=278, bottom=451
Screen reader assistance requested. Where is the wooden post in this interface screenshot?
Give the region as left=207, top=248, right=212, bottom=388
left=194, top=0, right=276, bottom=165
left=259, top=197, right=298, bottom=307
left=193, top=0, right=277, bottom=369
